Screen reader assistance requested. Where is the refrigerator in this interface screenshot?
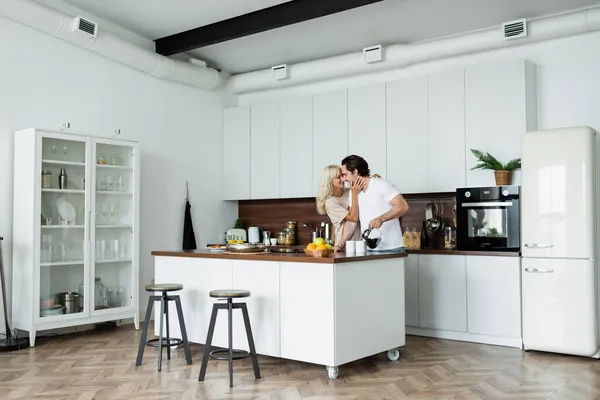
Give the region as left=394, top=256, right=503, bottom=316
left=521, top=125, right=600, bottom=358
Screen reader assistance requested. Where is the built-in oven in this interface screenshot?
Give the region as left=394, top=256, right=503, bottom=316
left=456, top=186, right=520, bottom=252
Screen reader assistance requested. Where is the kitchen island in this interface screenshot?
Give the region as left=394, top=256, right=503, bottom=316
left=151, top=249, right=407, bottom=379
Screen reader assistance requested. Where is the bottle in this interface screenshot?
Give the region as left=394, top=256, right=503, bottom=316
left=59, top=168, right=67, bottom=189
left=420, top=221, right=429, bottom=249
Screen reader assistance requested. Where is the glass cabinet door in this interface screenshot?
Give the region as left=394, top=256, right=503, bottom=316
left=39, top=134, right=90, bottom=319
left=91, top=140, right=136, bottom=313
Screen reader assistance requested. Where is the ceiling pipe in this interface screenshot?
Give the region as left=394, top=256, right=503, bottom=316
left=0, top=0, right=227, bottom=91
left=225, top=6, right=600, bottom=94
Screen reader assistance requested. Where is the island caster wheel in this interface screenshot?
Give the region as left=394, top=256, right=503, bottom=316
left=387, top=348, right=400, bottom=361
left=326, top=366, right=339, bottom=379
left=114, top=319, right=123, bottom=327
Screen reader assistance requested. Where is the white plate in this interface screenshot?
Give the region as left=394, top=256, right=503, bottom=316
left=206, top=247, right=226, bottom=252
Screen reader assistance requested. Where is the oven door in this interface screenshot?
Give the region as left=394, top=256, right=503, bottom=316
left=457, top=200, right=520, bottom=251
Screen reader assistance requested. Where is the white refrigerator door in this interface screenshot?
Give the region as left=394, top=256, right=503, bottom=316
left=521, top=126, right=596, bottom=259
left=522, top=258, right=598, bottom=357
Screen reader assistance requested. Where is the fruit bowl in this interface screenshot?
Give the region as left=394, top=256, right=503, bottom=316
left=304, top=248, right=333, bottom=258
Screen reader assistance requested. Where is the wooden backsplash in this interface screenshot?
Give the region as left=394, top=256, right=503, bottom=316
left=238, top=192, right=457, bottom=247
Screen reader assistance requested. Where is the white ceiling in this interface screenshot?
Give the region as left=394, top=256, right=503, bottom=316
left=60, top=0, right=600, bottom=74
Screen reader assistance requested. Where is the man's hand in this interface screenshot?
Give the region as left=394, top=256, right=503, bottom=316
left=333, top=246, right=342, bottom=252
left=369, top=216, right=384, bottom=229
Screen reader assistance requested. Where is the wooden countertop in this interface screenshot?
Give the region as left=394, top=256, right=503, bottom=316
left=406, top=249, right=521, bottom=257
left=151, top=249, right=407, bottom=264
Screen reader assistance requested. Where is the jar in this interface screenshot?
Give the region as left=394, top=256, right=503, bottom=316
left=97, top=153, right=107, bottom=165
left=94, top=277, right=104, bottom=309
left=286, top=221, right=297, bottom=230
left=277, top=232, right=286, bottom=245
left=41, top=170, right=52, bottom=188
left=283, top=228, right=295, bottom=246
left=444, top=227, right=456, bottom=250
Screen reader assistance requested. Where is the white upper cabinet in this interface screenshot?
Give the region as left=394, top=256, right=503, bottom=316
left=280, top=97, right=313, bottom=198
left=313, top=90, right=348, bottom=196
left=223, top=106, right=250, bottom=200
left=386, top=77, right=428, bottom=194
left=465, top=60, right=537, bottom=187
left=250, top=102, right=280, bottom=199
left=348, top=84, right=386, bottom=178
left=428, top=70, right=466, bottom=192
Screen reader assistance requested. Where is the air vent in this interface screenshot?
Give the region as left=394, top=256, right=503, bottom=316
left=72, top=16, right=98, bottom=37
left=502, top=18, right=527, bottom=40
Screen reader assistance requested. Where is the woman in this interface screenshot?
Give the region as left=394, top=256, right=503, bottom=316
left=316, top=165, right=365, bottom=250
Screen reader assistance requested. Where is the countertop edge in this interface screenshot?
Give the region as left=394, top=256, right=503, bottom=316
left=151, top=250, right=407, bottom=263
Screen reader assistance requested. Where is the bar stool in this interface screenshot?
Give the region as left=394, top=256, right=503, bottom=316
left=198, top=289, right=261, bottom=388
left=136, top=283, right=192, bottom=371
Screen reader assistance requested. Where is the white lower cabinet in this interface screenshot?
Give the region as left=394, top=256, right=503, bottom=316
left=466, top=256, right=521, bottom=338
left=232, top=260, right=280, bottom=357
left=280, top=262, right=335, bottom=366
left=405, top=255, right=419, bottom=327
left=418, top=255, right=467, bottom=332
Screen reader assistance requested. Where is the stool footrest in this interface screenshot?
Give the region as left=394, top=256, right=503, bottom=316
left=146, top=338, right=183, bottom=348
left=209, top=349, right=250, bottom=361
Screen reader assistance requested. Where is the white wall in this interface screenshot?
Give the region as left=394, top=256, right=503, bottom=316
left=0, top=17, right=237, bottom=333
left=238, top=30, right=600, bottom=132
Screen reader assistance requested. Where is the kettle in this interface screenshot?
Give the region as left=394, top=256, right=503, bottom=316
left=362, top=228, right=382, bottom=249
left=248, top=226, right=261, bottom=243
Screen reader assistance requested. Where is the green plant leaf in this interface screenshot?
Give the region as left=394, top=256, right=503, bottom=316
left=503, top=158, right=522, bottom=171
left=469, top=149, right=505, bottom=171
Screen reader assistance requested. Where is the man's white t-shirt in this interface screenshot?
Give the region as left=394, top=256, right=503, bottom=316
left=349, top=178, right=404, bottom=251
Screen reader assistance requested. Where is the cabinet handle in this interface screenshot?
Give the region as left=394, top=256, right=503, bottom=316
left=524, top=243, right=553, bottom=249
left=525, top=268, right=554, bottom=273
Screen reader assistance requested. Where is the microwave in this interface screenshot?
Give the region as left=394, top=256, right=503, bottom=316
left=456, top=186, right=520, bottom=252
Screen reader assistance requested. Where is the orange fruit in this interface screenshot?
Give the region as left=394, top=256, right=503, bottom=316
left=306, top=243, right=317, bottom=250
left=316, top=244, right=328, bottom=250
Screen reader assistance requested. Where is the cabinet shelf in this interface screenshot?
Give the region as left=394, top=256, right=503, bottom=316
left=42, top=189, right=85, bottom=194
left=96, top=164, right=132, bottom=170
left=96, top=225, right=132, bottom=229
left=96, top=259, right=132, bottom=264
left=96, top=191, right=132, bottom=196
left=42, top=225, right=85, bottom=229
left=42, top=159, right=86, bottom=167
left=41, top=261, right=84, bottom=267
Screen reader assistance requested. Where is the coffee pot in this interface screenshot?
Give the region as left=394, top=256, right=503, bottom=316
left=361, top=228, right=382, bottom=249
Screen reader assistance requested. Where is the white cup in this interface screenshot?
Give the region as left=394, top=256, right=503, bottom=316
left=346, top=240, right=356, bottom=253
left=270, top=238, right=278, bottom=246
left=356, top=240, right=366, bottom=254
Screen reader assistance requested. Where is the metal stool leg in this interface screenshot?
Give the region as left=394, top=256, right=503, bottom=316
left=164, top=292, right=171, bottom=361
left=198, top=303, right=219, bottom=381
left=174, top=296, right=192, bottom=365
left=228, top=298, right=234, bottom=388
left=157, top=295, right=165, bottom=371
left=136, top=295, right=158, bottom=367
left=241, top=303, right=261, bottom=379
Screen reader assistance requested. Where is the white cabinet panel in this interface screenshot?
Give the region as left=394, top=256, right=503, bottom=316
left=280, top=97, right=313, bottom=198
left=405, top=254, right=419, bottom=327
left=466, top=256, right=521, bottom=338
left=466, top=61, right=537, bottom=187
left=280, top=262, right=335, bottom=366
left=348, top=84, right=386, bottom=177
left=250, top=102, right=280, bottom=199
left=232, top=261, right=280, bottom=357
left=428, top=71, right=465, bottom=192
left=223, top=106, right=250, bottom=200
left=386, top=78, right=428, bottom=193
left=522, top=258, right=598, bottom=357
left=418, top=255, right=466, bottom=332
left=313, top=90, right=347, bottom=196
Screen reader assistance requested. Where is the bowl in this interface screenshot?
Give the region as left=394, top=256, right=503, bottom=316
left=304, top=248, right=333, bottom=258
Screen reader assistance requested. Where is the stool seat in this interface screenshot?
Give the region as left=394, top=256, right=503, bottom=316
left=145, top=283, right=183, bottom=292
left=209, top=289, right=250, bottom=298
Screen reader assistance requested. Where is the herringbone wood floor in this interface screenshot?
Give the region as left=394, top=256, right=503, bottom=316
left=1, top=323, right=599, bottom=400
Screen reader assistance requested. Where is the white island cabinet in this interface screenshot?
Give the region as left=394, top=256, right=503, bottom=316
left=12, top=128, right=140, bottom=346
left=153, top=250, right=406, bottom=379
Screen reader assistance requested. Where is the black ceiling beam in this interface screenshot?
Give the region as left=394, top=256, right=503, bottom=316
left=155, top=0, right=384, bottom=56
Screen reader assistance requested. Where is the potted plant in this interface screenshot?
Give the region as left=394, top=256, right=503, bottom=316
left=470, top=149, right=521, bottom=186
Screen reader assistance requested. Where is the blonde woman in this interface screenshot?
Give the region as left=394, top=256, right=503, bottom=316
left=316, top=165, right=366, bottom=251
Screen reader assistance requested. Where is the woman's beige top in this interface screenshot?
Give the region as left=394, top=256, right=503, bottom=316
left=325, top=190, right=360, bottom=246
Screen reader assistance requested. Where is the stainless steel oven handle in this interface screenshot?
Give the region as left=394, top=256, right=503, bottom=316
left=525, top=268, right=554, bottom=273
left=524, top=243, right=553, bottom=249
left=460, top=201, right=513, bottom=207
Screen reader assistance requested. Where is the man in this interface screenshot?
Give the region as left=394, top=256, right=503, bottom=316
left=341, top=155, right=409, bottom=252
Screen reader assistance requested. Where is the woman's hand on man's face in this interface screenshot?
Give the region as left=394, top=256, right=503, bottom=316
left=350, top=176, right=366, bottom=194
